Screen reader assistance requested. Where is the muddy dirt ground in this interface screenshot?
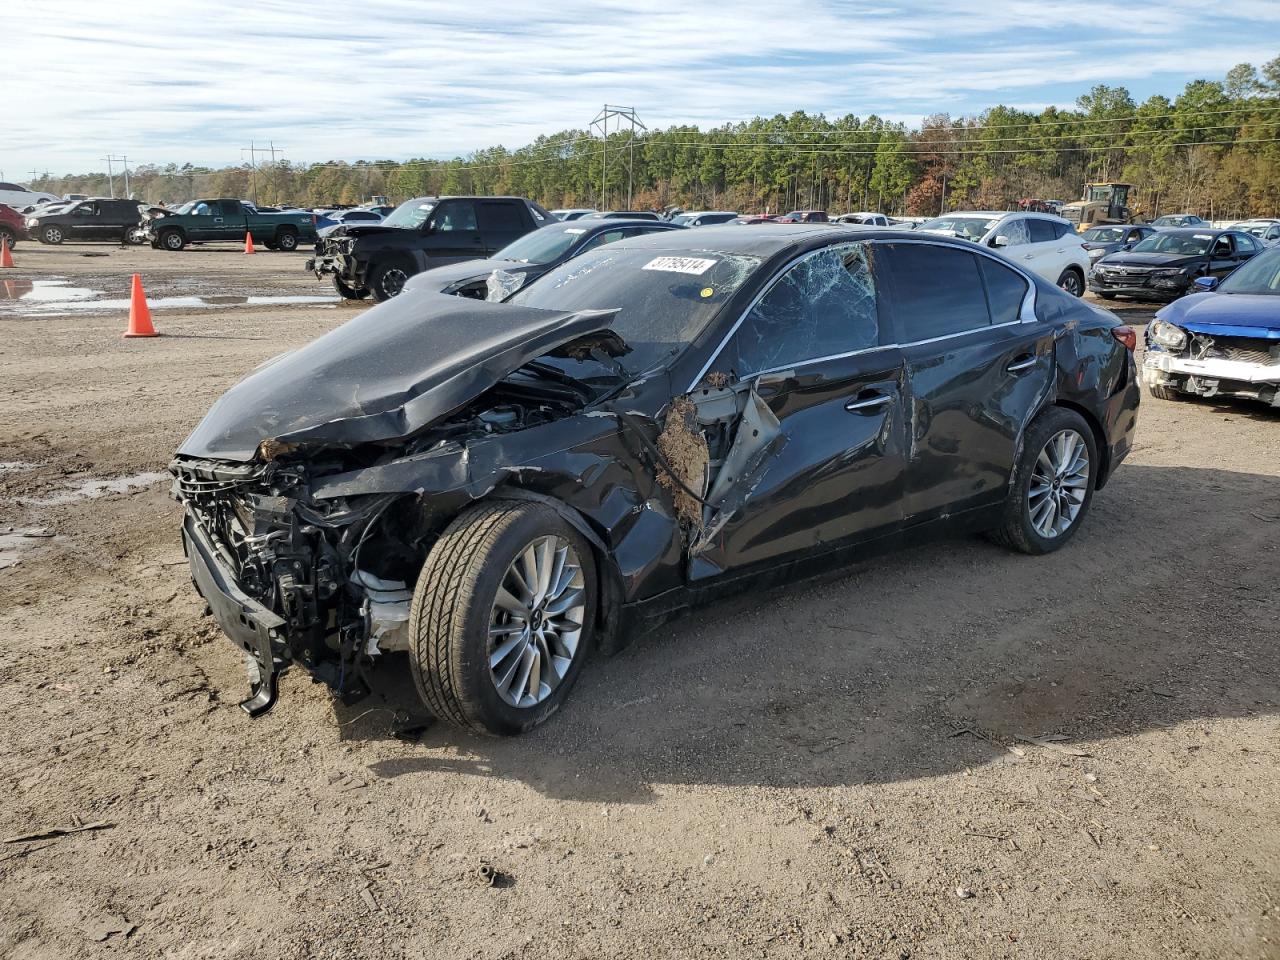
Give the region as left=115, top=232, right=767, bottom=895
left=0, top=241, right=1277, bottom=960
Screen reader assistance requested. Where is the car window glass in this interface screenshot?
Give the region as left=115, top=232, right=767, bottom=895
left=578, top=229, right=627, bottom=253
left=477, top=201, right=524, bottom=233
left=978, top=256, right=1029, bottom=324
left=735, top=243, right=878, bottom=376
left=1027, top=218, right=1056, bottom=243
left=193, top=202, right=213, bottom=216
left=998, top=218, right=1030, bottom=247
left=1213, top=235, right=1233, bottom=256
left=879, top=242, right=990, bottom=340
left=220, top=201, right=242, bottom=217
left=1235, top=234, right=1258, bottom=253
left=434, top=201, right=477, bottom=232
left=1052, top=221, right=1074, bottom=239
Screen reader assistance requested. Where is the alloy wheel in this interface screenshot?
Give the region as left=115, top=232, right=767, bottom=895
left=379, top=268, right=407, bottom=298
left=488, top=535, right=586, bottom=708
left=1059, top=271, right=1082, bottom=296
left=1028, top=429, right=1090, bottom=538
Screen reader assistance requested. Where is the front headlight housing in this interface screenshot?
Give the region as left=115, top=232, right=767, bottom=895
left=1149, top=319, right=1188, bottom=351
left=1088, top=247, right=1106, bottom=259
left=1152, top=266, right=1189, bottom=278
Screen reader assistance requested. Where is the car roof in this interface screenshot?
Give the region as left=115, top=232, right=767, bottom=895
left=1154, top=227, right=1229, bottom=237
left=602, top=222, right=983, bottom=258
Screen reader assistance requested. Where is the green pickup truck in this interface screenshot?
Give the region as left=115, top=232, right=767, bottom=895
left=145, top=199, right=317, bottom=251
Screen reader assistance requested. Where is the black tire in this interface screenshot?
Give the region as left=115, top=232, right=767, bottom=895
left=1096, top=292, right=1116, bottom=300
left=0, top=227, right=15, bottom=248
left=332, top=276, right=369, bottom=300
left=1147, top=383, right=1187, bottom=401
left=1057, top=268, right=1085, bottom=297
left=41, top=225, right=64, bottom=245
left=408, top=500, right=597, bottom=736
left=988, top=407, right=1098, bottom=556
left=263, top=241, right=279, bottom=251
left=158, top=229, right=185, bottom=251
left=125, top=228, right=147, bottom=246
left=369, top=260, right=413, bottom=301
left=275, top=228, right=299, bottom=252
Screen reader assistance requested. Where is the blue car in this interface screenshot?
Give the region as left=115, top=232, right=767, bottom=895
left=1143, top=247, right=1280, bottom=405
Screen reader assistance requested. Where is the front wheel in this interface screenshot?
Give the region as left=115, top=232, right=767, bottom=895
left=369, top=261, right=411, bottom=301
left=408, top=501, right=597, bottom=736
left=332, top=276, right=369, bottom=300
left=988, top=407, right=1097, bottom=555
left=1057, top=268, right=1084, bottom=297
left=158, top=229, right=186, bottom=251
left=41, top=225, right=64, bottom=245
left=1148, top=383, right=1187, bottom=402
left=0, top=227, right=15, bottom=248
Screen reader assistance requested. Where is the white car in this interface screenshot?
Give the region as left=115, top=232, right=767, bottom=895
left=550, top=208, right=596, bottom=221
left=0, top=182, right=59, bottom=212
left=919, top=211, right=1090, bottom=296
left=833, top=211, right=892, bottom=226
left=1233, top=219, right=1280, bottom=247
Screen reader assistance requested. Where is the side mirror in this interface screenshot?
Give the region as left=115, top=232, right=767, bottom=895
left=991, top=235, right=1009, bottom=248
left=1193, top=276, right=1219, bottom=292
left=1121, top=242, right=1133, bottom=250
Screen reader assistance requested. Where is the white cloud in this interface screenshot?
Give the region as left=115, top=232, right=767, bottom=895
left=3, top=0, right=1278, bottom=176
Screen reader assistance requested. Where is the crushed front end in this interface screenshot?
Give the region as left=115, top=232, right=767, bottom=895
left=1144, top=319, right=1280, bottom=405
left=172, top=455, right=420, bottom=715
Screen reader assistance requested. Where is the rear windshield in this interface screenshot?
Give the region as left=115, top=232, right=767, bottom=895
left=920, top=216, right=999, bottom=239
left=508, top=247, right=761, bottom=375
left=1218, top=249, right=1280, bottom=295
left=1132, top=233, right=1212, bottom=255
left=494, top=225, right=585, bottom=264
left=1083, top=227, right=1125, bottom=242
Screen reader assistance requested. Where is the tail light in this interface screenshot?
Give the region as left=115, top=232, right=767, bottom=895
left=1111, top=325, right=1137, bottom=351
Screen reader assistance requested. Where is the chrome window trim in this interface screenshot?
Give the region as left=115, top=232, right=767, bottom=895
left=686, top=236, right=1038, bottom=391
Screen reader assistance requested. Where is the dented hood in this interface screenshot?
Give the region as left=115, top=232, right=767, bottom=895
left=179, top=292, right=622, bottom=461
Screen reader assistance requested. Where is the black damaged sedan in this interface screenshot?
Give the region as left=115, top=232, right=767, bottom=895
left=1089, top=227, right=1264, bottom=301
left=173, top=226, right=1140, bottom=735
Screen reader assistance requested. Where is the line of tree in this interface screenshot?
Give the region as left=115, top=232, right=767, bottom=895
left=31, top=55, right=1280, bottom=220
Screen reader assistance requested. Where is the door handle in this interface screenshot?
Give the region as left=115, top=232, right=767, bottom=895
left=845, top=393, right=893, bottom=413
left=1006, top=355, right=1037, bottom=372
left=1022, top=254, right=1034, bottom=260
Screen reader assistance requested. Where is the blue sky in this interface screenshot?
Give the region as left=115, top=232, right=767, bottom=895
left=4, top=0, right=1279, bottom=179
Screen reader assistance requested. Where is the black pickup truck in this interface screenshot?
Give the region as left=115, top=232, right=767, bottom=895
left=306, top=196, right=554, bottom=300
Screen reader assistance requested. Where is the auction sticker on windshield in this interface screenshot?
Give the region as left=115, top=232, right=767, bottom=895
left=642, top=256, right=718, bottom=275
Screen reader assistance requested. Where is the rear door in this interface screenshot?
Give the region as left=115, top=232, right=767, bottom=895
left=476, top=200, right=530, bottom=254
left=877, top=240, right=1053, bottom=523
left=1207, top=233, right=1238, bottom=278
left=424, top=200, right=483, bottom=262
left=1024, top=216, right=1065, bottom=282
left=690, top=241, right=907, bottom=580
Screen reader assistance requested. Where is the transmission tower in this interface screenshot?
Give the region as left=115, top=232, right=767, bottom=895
left=591, top=105, right=646, bottom=210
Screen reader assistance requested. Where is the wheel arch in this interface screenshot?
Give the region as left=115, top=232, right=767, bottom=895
left=1048, top=398, right=1111, bottom=489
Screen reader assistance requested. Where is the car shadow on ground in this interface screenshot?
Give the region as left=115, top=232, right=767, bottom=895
left=338, top=463, right=1279, bottom=803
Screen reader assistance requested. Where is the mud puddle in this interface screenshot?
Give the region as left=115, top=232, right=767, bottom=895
left=0, top=279, right=337, bottom=315
left=0, top=527, right=55, bottom=570
left=21, top=471, right=169, bottom=506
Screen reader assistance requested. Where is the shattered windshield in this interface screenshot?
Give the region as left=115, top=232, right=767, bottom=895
left=920, top=216, right=999, bottom=239
left=1132, top=233, right=1212, bottom=255
left=380, top=198, right=436, bottom=229
left=492, top=224, right=584, bottom=264
left=1218, top=249, right=1280, bottom=295
left=508, top=247, right=761, bottom=374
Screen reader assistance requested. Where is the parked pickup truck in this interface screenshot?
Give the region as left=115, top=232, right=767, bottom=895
left=145, top=199, right=317, bottom=251
left=306, top=195, right=554, bottom=300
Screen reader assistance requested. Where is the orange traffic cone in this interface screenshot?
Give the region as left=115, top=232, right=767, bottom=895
left=123, top=274, right=159, bottom=338
left=244, top=231, right=256, bottom=254
left=0, top=237, right=13, bottom=268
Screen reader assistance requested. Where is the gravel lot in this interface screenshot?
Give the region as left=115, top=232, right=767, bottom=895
left=1, top=242, right=1277, bottom=960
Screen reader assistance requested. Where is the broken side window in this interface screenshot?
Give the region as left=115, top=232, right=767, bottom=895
left=734, top=242, right=879, bottom=376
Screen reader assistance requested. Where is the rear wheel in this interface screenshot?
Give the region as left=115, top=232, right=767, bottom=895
left=408, top=501, right=596, bottom=736
left=275, top=228, right=299, bottom=251
left=1096, top=291, right=1116, bottom=300
left=1057, top=268, right=1084, bottom=297
left=41, top=225, right=64, bottom=245
left=988, top=407, right=1097, bottom=555
left=369, top=260, right=412, bottom=301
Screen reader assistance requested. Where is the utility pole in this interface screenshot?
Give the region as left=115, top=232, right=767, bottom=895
left=102, top=156, right=116, bottom=198
left=241, top=142, right=282, bottom=205
left=102, top=156, right=131, bottom=197
left=591, top=105, right=646, bottom=210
